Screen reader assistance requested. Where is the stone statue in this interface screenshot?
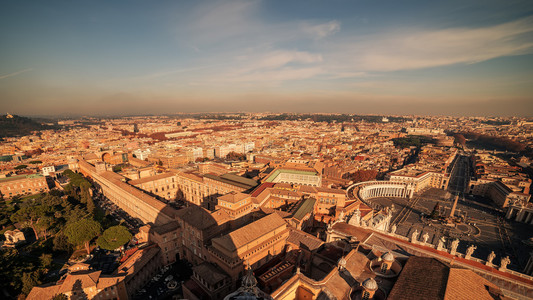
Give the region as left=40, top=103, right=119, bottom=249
left=437, top=236, right=446, bottom=251
left=499, top=256, right=511, bottom=271
left=338, top=210, right=346, bottom=222
left=411, top=229, right=419, bottom=243
left=486, top=251, right=496, bottom=266
left=450, top=239, right=459, bottom=255
left=422, top=232, right=430, bottom=244
left=465, top=245, right=477, bottom=259
left=390, top=224, right=397, bottom=234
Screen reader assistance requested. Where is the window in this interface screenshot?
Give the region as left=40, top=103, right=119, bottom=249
left=362, top=291, right=370, bottom=300
left=381, top=263, right=388, bottom=273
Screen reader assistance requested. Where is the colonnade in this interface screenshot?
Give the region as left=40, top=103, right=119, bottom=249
left=346, top=180, right=414, bottom=203
left=359, top=185, right=412, bottom=200
left=506, top=205, right=533, bottom=224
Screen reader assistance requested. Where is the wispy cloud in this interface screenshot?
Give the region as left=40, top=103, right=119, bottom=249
left=301, top=20, right=340, bottom=39
left=335, top=16, right=533, bottom=71
left=0, top=68, right=32, bottom=80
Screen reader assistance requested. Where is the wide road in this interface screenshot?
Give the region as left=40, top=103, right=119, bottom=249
left=448, top=154, right=471, bottom=195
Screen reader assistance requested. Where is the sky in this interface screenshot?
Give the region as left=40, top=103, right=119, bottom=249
left=1, top=0, right=533, bottom=117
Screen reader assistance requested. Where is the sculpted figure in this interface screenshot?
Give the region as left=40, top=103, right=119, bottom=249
left=450, top=239, right=459, bottom=254
left=422, top=232, right=430, bottom=244
left=390, top=224, right=397, bottom=234
left=437, top=237, right=446, bottom=250
left=465, top=245, right=477, bottom=259
left=411, top=229, right=419, bottom=242
left=500, top=256, right=511, bottom=271
left=487, top=251, right=496, bottom=265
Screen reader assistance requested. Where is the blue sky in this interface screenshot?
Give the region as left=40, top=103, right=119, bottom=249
left=1, top=0, right=532, bottom=116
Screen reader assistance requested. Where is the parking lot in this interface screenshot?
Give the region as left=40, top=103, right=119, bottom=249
left=94, top=191, right=144, bottom=231
left=132, top=259, right=192, bottom=300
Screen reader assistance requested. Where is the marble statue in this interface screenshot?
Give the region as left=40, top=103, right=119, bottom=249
left=437, top=237, right=446, bottom=251
left=450, top=239, right=459, bottom=255
left=390, top=224, right=397, bottom=234
left=486, top=251, right=496, bottom=266
left=500, top=256, right=511, bottom=271
left=411, top=229, right=419, bottom=242
left=422, top=232, right=430, bottom=244
left=465, top=245, right=477, bottom=259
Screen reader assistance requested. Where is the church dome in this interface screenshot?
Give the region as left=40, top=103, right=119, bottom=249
left=362, top=278, right=378, bottom=291
left=338, top=257, right=347, bottom=268
left=241, top=269, right=258, bottom=289
left=381, top=251, right=394, bottom=262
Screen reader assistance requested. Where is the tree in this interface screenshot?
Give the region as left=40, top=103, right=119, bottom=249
left=52, top=294, right=68, bottom=300
left=96, top=225, right=132, bottom=250
left=53, top=234, right=73, bottom=252
left=64, top=219, right=102, bottom=255
left=10, top=204, right=51, bottom=240
left=21, top=271, right=40, bottom=295
left=40, top=253, right=53, bottom=269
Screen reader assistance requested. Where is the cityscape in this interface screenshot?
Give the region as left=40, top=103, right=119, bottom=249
left=1, top=1, right=533, bottom=300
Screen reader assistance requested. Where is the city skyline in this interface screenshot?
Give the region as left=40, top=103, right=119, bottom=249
left=1, top=0, right=533, bottom=116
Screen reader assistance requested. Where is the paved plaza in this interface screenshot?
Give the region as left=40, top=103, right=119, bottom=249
left=370, top=188, right=532, bottom=272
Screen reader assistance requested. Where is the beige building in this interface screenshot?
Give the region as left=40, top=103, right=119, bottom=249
left=0, top=174, right=49, bottom=198
left=129, top=172, right=178, bottom=200
left=208, top=213, right=290, bottom=284
left=27, top=270, right=128, bottom=300
left=78, top=159, right=176, bottom=226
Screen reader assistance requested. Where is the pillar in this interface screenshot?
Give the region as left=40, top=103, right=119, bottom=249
left=505, top=207, right=514, bottom=219
left=525, top=212, right=533, bottom=224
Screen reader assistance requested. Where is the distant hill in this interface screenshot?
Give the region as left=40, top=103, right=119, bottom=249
left=0, top=114, right=58, bottom=138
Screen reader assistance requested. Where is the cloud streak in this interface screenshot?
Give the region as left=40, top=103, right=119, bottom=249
left=336, top=16, right=533, bottom=72
left=0, top=68, right=32, bottom=80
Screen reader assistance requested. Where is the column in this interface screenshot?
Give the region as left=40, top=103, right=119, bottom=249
left=505, top=207, right=514, bottom=219
left=525, top=212, right=533, bottom=224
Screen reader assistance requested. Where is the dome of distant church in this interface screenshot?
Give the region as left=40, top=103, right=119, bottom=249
left=362, top=277, right=378, bottom=291
left=381, top=251, right=394, bottom=262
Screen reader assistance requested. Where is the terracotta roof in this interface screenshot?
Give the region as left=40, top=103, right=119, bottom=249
left=250, top=182, right=275, bottom=197
left=388, top=257, right=504, bottom=300
left=445, top=268, right=501, bottom=300
left=128, top=172, right=175, bottom=185
left=218, top=191, right=250, bottom=204
left=176, top=205, right=230, bottom=230
left=26, top=284, right=60, bottom=300
left=212, top=213, right=287, bottom=251
left=387, top=257, right=448, bottom=300
left=287, top=228, right=323, bottom=251
left=193, top=262, right=229, bottom=285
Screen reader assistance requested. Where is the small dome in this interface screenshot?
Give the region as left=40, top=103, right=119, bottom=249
left=362, top=277, right=378, bottom=291
left=381, top=251, right=394, bottom=262
left=241, top=269, right=258, bottom=289
left=338, top=257, right=347, bottom=268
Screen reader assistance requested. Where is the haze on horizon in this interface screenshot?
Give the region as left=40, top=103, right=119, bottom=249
left=1, top=0, right=533, bottom=117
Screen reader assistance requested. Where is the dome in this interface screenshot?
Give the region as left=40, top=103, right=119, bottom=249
left=338, top=257, right=347, bottom=268
left=241, top=268, right=258, bottom=289
left=362, top=278, right=378, bottom=291
left=381, top=251, right=394, bottom=262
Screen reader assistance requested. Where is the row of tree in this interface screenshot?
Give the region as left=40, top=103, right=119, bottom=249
left=1, top=170, right=133, bottom=298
